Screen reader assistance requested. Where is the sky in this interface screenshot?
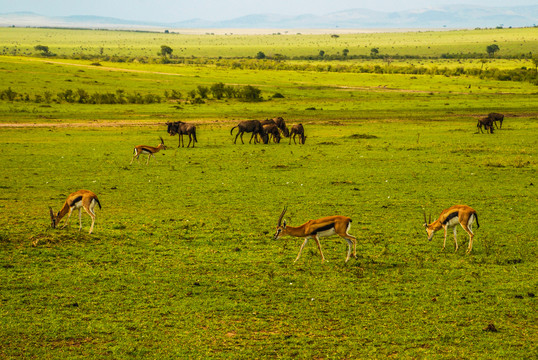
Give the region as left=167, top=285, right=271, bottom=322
left=1, top=0, right=536, bottom=22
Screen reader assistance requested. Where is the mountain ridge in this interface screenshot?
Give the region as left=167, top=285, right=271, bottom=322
left=0, top=5, right=536, bottom=30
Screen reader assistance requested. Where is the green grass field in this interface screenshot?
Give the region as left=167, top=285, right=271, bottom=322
left=0, top=27, right=537, bottom=359
left=2, top=27, right=538, bottom=58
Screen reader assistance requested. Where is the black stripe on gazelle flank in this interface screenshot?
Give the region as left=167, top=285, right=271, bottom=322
left=442, top=211, right=459, bottom=225
left=69, top=195, right=83, bottom=207
left=310, top=222, right=335, bottom=236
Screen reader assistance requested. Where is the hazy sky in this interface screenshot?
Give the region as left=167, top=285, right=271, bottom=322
left=2, top=0, right=536, bottom=22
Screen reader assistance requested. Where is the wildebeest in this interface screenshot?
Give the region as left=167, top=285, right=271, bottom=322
left=231, top=120, right=268, bottom=144
left=260, top=119, right=276, bottom=126
left=261, top=117, right=290, bottom=137
left=263, top=123, right=281, bottom=143
left=477, top=117, right=494, bottom=134
left=289, top=124, right=306, bottom=144
left=488, top=112, right=504, bottom=129
left=273, top=116, right=290, bottom=137
left=166, top=121, right=198, bottom=148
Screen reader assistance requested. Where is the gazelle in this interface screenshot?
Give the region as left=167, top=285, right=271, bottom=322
left=49, top=190, right=101, bottom=235
left=130, top=137, right=167, bottom=165
left=424, top=205, right=480, bottom=254
left=273, top=207, right=357, bottom=263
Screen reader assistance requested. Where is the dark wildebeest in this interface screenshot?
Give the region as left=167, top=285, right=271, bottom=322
left=477, top=117, right=494, bottom=134
left=260, top=119, right=276, bottom=126
left=488, top=113, right=504, bottom=129
left=166, top=121, right=198, bottom=148
left=273, top=117, right=290, bottom=137
left=263, top=123, right=281, bottom=143
left=231, top=120, right=268, bottom=144
left=289, top=124, right=306, bottom=144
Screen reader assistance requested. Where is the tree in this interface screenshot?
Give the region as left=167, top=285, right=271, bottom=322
left=197, top=85, right=209, bottom=99
left=256, top=51, right=266, bottom=59
left=210, top=82, right=225, bottom=100
left=34, top=45, right=50, bottom=55
left=370, top=48, right=379, bottom=57
left=342, top=48, right=349, bottom=57
left=486, top=44, right=500, bottom=57
left=239, top=85, right=262, bottom=102
left=319, top=50, right=325, bottom=57
left=160, top=45, right=173, bottom=57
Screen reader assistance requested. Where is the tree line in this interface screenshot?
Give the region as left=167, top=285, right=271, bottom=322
left=0, top=83, right=265, bottom=105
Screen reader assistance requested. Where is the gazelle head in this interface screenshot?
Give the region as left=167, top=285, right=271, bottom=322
left=273, top=207, right=288, bottom=239
left=423, top=212, right=436, bottom=241
left=49, top=207, right=59, bottom=229
left=158, top=136, right=168, bottom=149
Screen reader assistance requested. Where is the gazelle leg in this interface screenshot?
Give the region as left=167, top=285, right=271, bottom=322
left=343, top=238, right=353, bottom=262
left=84, top=205, right=96, bottom=234
left=442, top=226, right=447, bottom=251
left=78, top=208, right=83, bottom=231
left=342, top=234, right=357, bottom=262
left=294, top=238, right=309, bottom=263
left=462, top=225, right=474, bottom=254
left=313, top=235, right=326, bottom=263
left=453, top=227, right=459, bottom=252
left=61, top=208, right=74, bottom=229
left=130, top=154, right=137, bottom=164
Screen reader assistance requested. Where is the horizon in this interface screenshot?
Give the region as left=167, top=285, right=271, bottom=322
left=1, top=0, right=537, bottom=23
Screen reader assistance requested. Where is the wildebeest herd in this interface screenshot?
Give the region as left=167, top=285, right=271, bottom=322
left=165, top=117, right=305, bottom=148
left=230, top=117, right=305, bottom=145
left=476, top=112, right=504, bottom=134
left=131, top=112, right=503, bottom=166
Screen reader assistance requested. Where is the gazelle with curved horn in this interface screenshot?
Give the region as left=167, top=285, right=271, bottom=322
left=273, top=207, right=357, bottom=263
left=130, top=137, right=167, bottom=165
left=423, top=205, right=480, bottom=254
left=49, top=190, right=101, bottom=235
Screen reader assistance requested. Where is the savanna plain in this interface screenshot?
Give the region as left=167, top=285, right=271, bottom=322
left=0, top=27, right=537, bottom=359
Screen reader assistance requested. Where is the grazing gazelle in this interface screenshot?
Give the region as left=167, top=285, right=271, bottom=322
left=130, top=137, right=167, bottom=165
left=273, top=207, right=357, bottom=263
left=49, top=190, right=101, bottom=234
left=424, top=205, right=480, bottom=254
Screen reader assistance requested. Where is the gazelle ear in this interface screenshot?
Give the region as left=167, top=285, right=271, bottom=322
left=49, top=207, right=54, bottom=218
left=283, top=219, right=287, bottom=228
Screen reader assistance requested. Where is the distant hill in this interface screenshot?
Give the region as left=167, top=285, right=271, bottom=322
left=1, top=5, right=537, bottom=30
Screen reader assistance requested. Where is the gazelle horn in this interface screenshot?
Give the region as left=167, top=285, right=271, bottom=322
left=277, top=206, right=287, bottom=226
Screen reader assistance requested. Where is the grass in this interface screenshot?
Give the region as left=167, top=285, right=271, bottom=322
left=2, top=27, right=538, bottom=58
left=0, top=119, right=537, bottom=359
left=0, top=55, right=536, bottom=126
left=0, top=27, right=537, bottom=359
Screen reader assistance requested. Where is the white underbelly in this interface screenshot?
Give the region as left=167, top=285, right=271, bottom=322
left=71, top=200, right=84, bottom=209
left=316, top=228, right=336, bottom=238
left=445, top=217, right=460, bottom=227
